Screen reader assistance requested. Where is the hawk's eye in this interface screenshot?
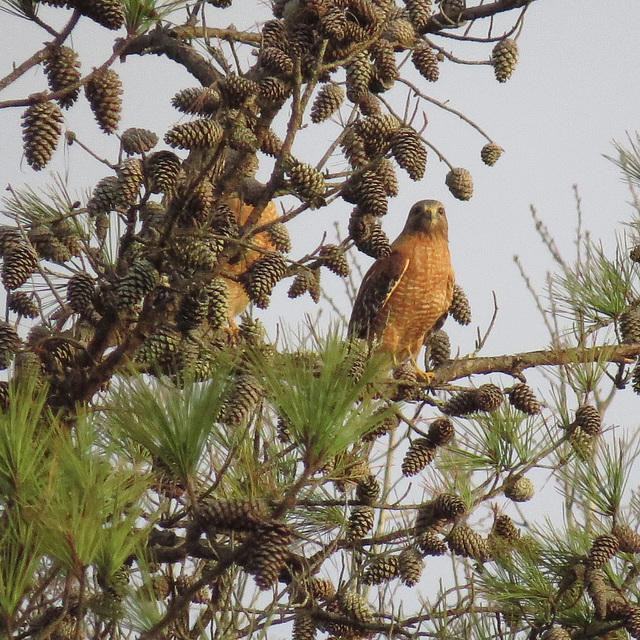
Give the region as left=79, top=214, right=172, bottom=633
left=437, top=206, right=445, bottom=216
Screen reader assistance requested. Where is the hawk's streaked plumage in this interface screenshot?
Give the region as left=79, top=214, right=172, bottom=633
left=348, top=200, right=454, bottom=364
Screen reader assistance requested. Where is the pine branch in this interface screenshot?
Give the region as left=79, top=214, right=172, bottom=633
left=432, top=343, right=640, bottom=384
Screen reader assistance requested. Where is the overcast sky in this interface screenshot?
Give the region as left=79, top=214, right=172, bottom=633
left=2, top=0, right=640, bottom=365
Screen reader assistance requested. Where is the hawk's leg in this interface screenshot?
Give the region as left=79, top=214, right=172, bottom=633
left=410, top=358, right=435, bottom=384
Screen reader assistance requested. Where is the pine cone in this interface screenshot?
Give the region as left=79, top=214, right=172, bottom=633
left=441, top=388, right=480, bottom=416
left=0, top=227, right=23, bottom=256
left=261, top=19, right=288, bottom=50
left=222, top=374, right=263, bottom=426
left=448, top=525, right=491, bottom=561
left=244, top=523, right=294, bottom=590
left=572, top=405, right=601, bottom=436
left=346, top=53, right=372, bottom=103
left=372, top=158, right=399, bottom=196
left=145, top=151, right=182, bottom=195
left=171, top=86, right=221, bottom=116
left=427, top=330, right=450, bottom=368
left=356, top=474, right=380, bottom=505
left=348, top=505, right=375, bottom=540
left=342, top=171, right=388, bottom=216
left=402, top=438, right=436, bottom=476
left=541, top=628, right=572, bottom=640
left=588, top=534, right=619, bottom=569
left=341, top=128, right=368, bottom=168
left=625, top=605, right=640, bottom=639
left=613, top=523, right=640, bottom=554
left=480, top=142, right=503, bottom=166
left=569, top=425, right=594, bottom=461
left=22, top=102, right=63, bottom=170
left=416, top=493, right=465, bottom=531
left=2, top=243, right=39, bottom=290
left=7, top=292, right=39, bottom=319
left=319, top=244, right=349, bottom=277
left=507, top=382, right=541, bottom=414
left=476, top=383, right=503, bottom=412
left=398, top=547, right=423, bottom=586
left=338, top=590, right=372, bottom=623
left=292, top=610, right=316, bottom=640
left=259, top=129, right=284, bottom=157
left=121, top=127, right=158, bottom=154
left=288, top=268, right=321, bottom=303
left=585, top=567, right=609, bottom=620
left=384, top=17, right=416, bottom=50
left=114, top=259, right=158, bottom=309
left=492, top=38, right=519, bottom=82
left=417, top=530, right=447, bottom=555
left=242, top=252, right=288, bottom=308
left=370, top=38, right=398, bottom=91
left=177, top=288, right=210, bottom=333
left=362, top=555, right=399, bottom=584
left=222, top=72, right=260, bottom=106
left=85, top=68, right=122, bottom=134
left=136, top=326, right=182, bottom=370
left=309, top=577, right=335, bottom=600
left=0, top=322, right=22, bottom=370
left=87, top=175, right=120, bottom=216
left=619, top=310, right=640, bottom=344
left=197, top=498, right=268, bottom=532
left=287, top=160, right=326, bottom=208
left=116, top=157, right=144, bottom=206
left=67, top=271, right=95, bottom=312
left=363, top=406, right=400, bottom=440
left=74, top=0, right=125, bottom=30
left=260, top=47, right=294, bottom=76
left=164, top=120, right=224, bottom=149
left=43, top=45, right=81, bottom=108
left=356, top=114, right=400, bottom=155
left=390, top=127, right=427, bottom=180
left=504, top=476, right=535, bottom=502
left=492, top=514, right=520, bottom=542
left=630, top=246, right=640, bottom=263
left=258, top=77, right=290, bottom=105
left=412, top=40, right=439, bottom=81
left=449, top=283, right=471, bottom=325
left=405, top=0, right=432, bottom=31
left=427, top=416, right=455, bottom=446
left=445, top=167, right=473, bottom=200
left=311, top=84, right=344, bottom=123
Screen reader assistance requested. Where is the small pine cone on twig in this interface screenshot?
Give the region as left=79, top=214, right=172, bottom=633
left=476, top=383, right=503, bottom=412
left=412, top=40, right=439, bottom=81
left=145, top=151, right=182, bottom=195
left=445, top=167, right=473, bottom=200
left=402, top=438, right=436, bottom=476
left=121, top=127, right=158, bottom=155
left=221, top=72, right=260, bottom=106
left=244, top=523, right=294, bottom=590
left=311, top=84, right=344, bottom=123
left=370, top=38, right=399, bottom=91
left=356, top=114, right=400, bottom=156
left=338, top=590, right=373, bottom=623
left=74, top=0, right=125, bottom=30
left=507, top=382, right=541, bottom=414
left=116, top=157, right=144, bottom=207
left=0, top=227, right=22, bottom=256
left=626, top=606, right=640, bottom=639
left=348, top=505, right=375, bottom=540
left=177, top=288, right=210, bottom=334
left=363, top=406, right=400, bottom=441
left=261, top=19, right=288, bottom=50
left=114, top=259, right=158, bottom=309
left=222, top=374, right=263, bottom=426
left=346, top=53, right=372, bottom=104
left=292, top=610, right=316, bottom=640
left=0, top=322, right=22, bottom=370
left=288, top=268, right=321, bottom=303
left=197, top=498, right=268, bottom=532
left=164, top=120, right=224, bottom=149
left=417, top=530, right=447, bottom=555
left=619, top=310, right=640, bottom=344
left=342, top=172, right=388, bottom=217
left=286, top=160, right=327, bottom=209
left=571, top=405, right=602, bottom=437
left=492, top=38, right=519, bottom=83
left=613, top=523, right=640, bottom=554
left=259, top=129, right=284, bottom=157
left=447, top=525, right=491, bottom=561
left=341, top=128, right=368, bottom=169
left=260, top=47, right=294, bottom=76
left=2, top=244, right=39, bottom=290
left=67, top=272, right=95, bottom=312
left=242, top=252, right=288, bottom=309
left=481, top=142, right=503, bottom=166
left=587, top=534, right=619, bottom=569
left=43, top=45, right=81, bottom=108
left=87, top=175, right=120, bottom=216
left=7, top=292, right=39, bottom=319
left=362, top=555, right=399, bottom=584
left=398, top=547, right=424, bottom=586
left=405, top=0, right=432, bottom=31
left=171, top=86, right=221, bottom=116
left=630, top=246, right=640, bottom=263
left=427, top=416, right=455, bottom=446
left=449, top=283, right=471, bottom=325
left=390, top=127, right=427, bottom=181
left=319, top=244, right=349, bottom=277
left=309, top=577, right=335, bottom=601
left=356, top=474, right=380, bottom=505
left=416, top=493, right=465, bottom=531
left=85, top=68, right=123, bottom=134
left=266, top=222, right=291, bottom=254
left=440, top=388, right=480, bottom=416
left=492, top=514, right=520, bottom=542
left=22, top=102, right=64, bottom=170
left=426, top=330, right=450, bottom=368
left=348, top=212, right=392, bottom=259
left=503, top=476, right=535, bottom=502
left=383, top=17, right=416, bottom=50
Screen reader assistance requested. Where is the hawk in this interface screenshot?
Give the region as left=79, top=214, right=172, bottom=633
left=348, top=200, right=454, bottom=374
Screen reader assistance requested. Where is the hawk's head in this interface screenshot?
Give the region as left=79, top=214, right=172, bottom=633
left=403, top=200, right=448, bottom=236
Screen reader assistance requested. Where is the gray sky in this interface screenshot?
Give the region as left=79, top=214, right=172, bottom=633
left=2, top=0, right=640, bottom=362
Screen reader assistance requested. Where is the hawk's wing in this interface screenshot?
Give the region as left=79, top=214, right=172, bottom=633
left=348, top=251, right=410, bottom=341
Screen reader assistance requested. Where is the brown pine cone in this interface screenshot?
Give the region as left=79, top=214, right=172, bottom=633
left=398, top=547, right=424, bottom=586
left=449, top=283, right=471, bottom=325
left=481, top=142, right=503, bottom=166
left=587, top=534, right=619, bottom=569
left=619, top=310, right=640, bottom=344
left=164, top=120, right=224, bottom=149
left=43, top=44, right=81, bottom=108
left=416, top=530, right=447, bottom=555
left=426, top=330, right=450, bottom=368
left=356, top=474, right=380, bottom=505
left=412, top=40, right=439, bottom=81
left=507, top=383, right=541, bottom=414
left=390, top=127, right=427, bottom=181
left=492, top=38, right=519, bottom=82
left=447, top=525, right=491, bottom=562
left=613, top=523, right=640, bottom=554
left=492, top=514, right=520, bottom=542
left=7, top=292, right=39, bottom=319
left=22, top=101, right=64, bottom=170
left=348, top=505, right=375, bottom=540
left=85, top=68, right=122, bottom=134
left=362, top=555, right=399, bottom=584
left=402, top=438, right=436, bottom=476
left=311, top=84, right=344, bottom=123
left=445, top=167, right=473, bottom=201
left=572, top=405, right=601, bottom=436
left=120, top=127, right=158, bottom=154
left=503, top=476, right=535, bottom=502
left=427, top=417, right=455, bottom=446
